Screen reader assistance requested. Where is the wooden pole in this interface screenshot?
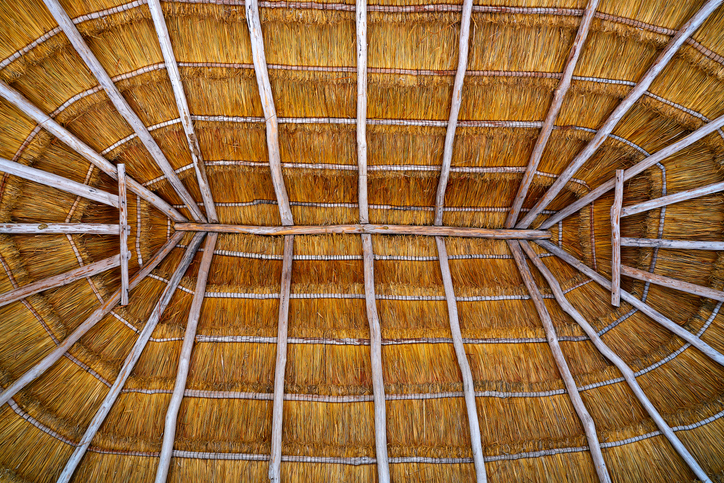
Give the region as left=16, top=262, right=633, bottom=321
left=147, top=0, right=218, bottom=223
left=41, top=0, right=206, bottom=223
left=517, top=0, right=723, bottom=229
left=0, top=223, right=120, bottom=235
left=361, top=233, right=390, bottom=483
left=118, top=164, right=130, bottom=306
left=621, top=238, right=724, bottom=251
left=245, top=0, right=293, bottom=226
left=0, top=81, right=186, bottom=222
left=611, top=170, right=624, bottom=307
left=509, top=240, right=610, bottom=483
left=436, top=237, right=487, bottom=482
left=0, top=230, right=184, bottom=408
left=154, top=233, right=217, bottom=483
left=622, top=180, right=724, bottom=218
left=356, top=0, right=369, bottom=224
left=519, top=241, right=712, bottom=483
left=57, top=233, right=206, bottom=483
left=622, top=264, right=724, bottom=302
left=433, top=0, right=473, bottom=226
left=506, top=0, right=599, bottom=228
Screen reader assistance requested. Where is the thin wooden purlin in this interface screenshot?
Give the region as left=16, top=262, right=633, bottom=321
left=517, top=0, right=724, bottom=229
left=147, top=0, right=218, bottom=223
left=509, top=240, right=611, bottom=483
left=622, top=238, right=724, bottom=250
left=154, top=233, right=217, bottom=483
left=356, top=0, right=369, bottom=223
left=245, top=0, right=293, bottom=226
left=622, top=180, right=724, bottom=218
left=435, top=237, right=487, bottom=482
left=41, top=0, right=206, bottom=223
left=118, top=164, right=130, bottom=306
left=611, top=170, right=624, bottom=307
left=520, top=241, right=713, bottom=483
left=505, top=0, right=599, bottom=228
left=0, top=230, right=185, bottom=408
left=0, top=223, right=120, bottom=235
left=622, top=264, right=724, bottom=302
left=433, top=0, right=473, bottom=225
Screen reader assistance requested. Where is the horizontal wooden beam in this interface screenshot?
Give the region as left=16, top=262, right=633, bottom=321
left=0, top=223, right=120, bottom=235
left=622, top=180, right=724, bottom=218
left=622, top=264, right=724, bottom=302
left=174, top=223, right=550, bottom=239
left=621, top=238, right=724, bottom=251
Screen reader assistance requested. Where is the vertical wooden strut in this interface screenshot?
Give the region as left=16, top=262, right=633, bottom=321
left=517, top=0, right=723, bottom=229
left=509, top=241, right=610, bottom=483
left=435, top=237, right=487, bottom=482
left=610, top=170, right=623, bottom=307
left=433, top=0, right=473, bottom=225
left=356, top=0, right=369, bottom=223
left=118, top=164, right=130, bottom=306
left=520, top=241, right=712, bottom=483
left=269, top=235, right=294, bottom=482
left=245, top=0, right=294, bottom=226
left=147, top=0, right=218, bottom=223
left=361, top=233, right=390, bottom=483
left=155, top=233, right=217, bottom=483
left=57, top=233, right=206, bottom=483
left=506, top=0, right=599, bottom=228
left=41, top=0, right=206, bottom=223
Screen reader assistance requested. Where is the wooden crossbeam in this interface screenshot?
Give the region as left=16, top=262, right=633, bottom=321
left=611, top=170, right=623, bottom=307
left=622, top=265, right=724, bottom=302
left=0, top=230, right=184, bottom=408
left=118, top=164, right=130, bottom=306
left=517, top=0, right=723, bottom=229
left=621, top=238, right=724, bottom=251
left=520, top=241, right=712, bottom=483
left=0, top=223, right=120, bottom=235
left=622, top=180, right=724, bottom=218
left=356, top=0, right=369, bottom=223
left=41, top=0, right=205, bottom=222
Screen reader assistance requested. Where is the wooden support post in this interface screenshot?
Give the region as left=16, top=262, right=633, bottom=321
left=0, top=231, right=184, bottom=408
left=118, top=164, right=130, bottom=306
left=519, top=241, right=712, bottom=483
left=0, top=223, right=120, bottom=235
left=517, top=0, right=723, bottom=229
left=356, top=0, right=369, bottom=223
left=506, top=0, right=599, bottom=227
left=510, top=240, right=611, bottom=483
left=622, top=264, right=724, bottom=302
left=611, top=170, right=624, bottom=307
left=621, top=238, right=724, bottom=251
left=436, top=237, right=487, bottom=482
left=155, top=233, right=217, bottom=483
left=361, top=233, right=390, bottom=483
left=622, top=180, right=724, bottom=218
left=41, top=0, right=206, bottom=222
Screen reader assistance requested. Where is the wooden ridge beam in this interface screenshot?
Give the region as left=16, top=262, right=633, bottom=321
left=520, top=241, right=712, bottom=483
left=517, top=0, right=723, bottom=229
left=622, top=264, right=724, bottom=302
left=622, top=180, right=724, bottom=218
left=41, top=0, right=206, bottom=222
left=118, top=164, right=130, bottom=306
left=510, top=240, right=610, bottom=483
left=621, top=238, right=724, bottom=251
left=0, top=223, right=120, bottom=235
left=356, top=0, right=369, bottom=223
left=611, top=170, right=623, bottom=307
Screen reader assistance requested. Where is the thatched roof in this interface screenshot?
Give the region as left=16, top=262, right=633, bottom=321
left=0, top=0, right=724, bottom=481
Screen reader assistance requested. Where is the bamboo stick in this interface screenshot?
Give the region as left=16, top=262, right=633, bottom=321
left=520, top=241, right=712, bottom=483
left=611, top=170, right=624, bottom=307
left=57, top=233, right=206, bottom=483
left=435, top=237, right=487, bottom=482
left=539, top=112, right=724, bottom=229
left=0, top=81, right=185, bottom=222
left=154, top=233, right=217, bottom=483
left=245, top=0, right=293, bottom=226
left=269, top=235, right=294, bottom=483
left=41, top=0, right=206, bottom=223
left=517, top=0, right=723, bottom=229
left=118, top=164, right=130, bottom=306
left=622, top=264, right=724, bottom=302
left=0, top=223, right=120, bottom=235
left=361, top=233, right=390, bottom=483
left=622, top=180, right=724, bottom=218
left=0, top=230, right=184, bottom=408
left=621, top=238, right=724, bottom=250
left=433, top=0, right=473, bottom=226
left=506, top=0, right=599, bottom=228
left=536, top=240, right=724, bottom=367
left=509, top=240, right=610, bottom=483
left=356, top=0, right=368, bottom=224
left=147, top=0, right=217, bottom=223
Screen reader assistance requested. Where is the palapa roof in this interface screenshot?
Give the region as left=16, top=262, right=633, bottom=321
left=0, top=0, right=724, bottom=481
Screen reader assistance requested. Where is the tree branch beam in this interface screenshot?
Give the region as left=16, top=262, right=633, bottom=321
left=622, top=180, right=724, bottom=218
left=118, top=164, right=130, bottom=306
left=611, top=170, right=623, bottom=307
left=0, top=223, right=120, bottom=235
left=622, top=264, right=724, bottom=302
left=356, top=0, right=369, bottom=223
left=621, top=238, right=724, bottom=250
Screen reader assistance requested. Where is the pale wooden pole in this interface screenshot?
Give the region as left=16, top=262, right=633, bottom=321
left=0, top=81, right=185, bottom=222
left=611, top=170, right=624, bottom=307
left=118, top=164, right=130, bottom=306
left=356, top=0, right=369, bottom=223
left=147, top=0, right=218, bottom=223
left=57, top=233, right=206, bottom=483
left=436, top=237, right=487, bottom=482
left=510, top=240, right=611, bottom=483
left=517, top=0, right=723, bottom=229
left=506, top=0, right=599, bottom=227
left=622, top=264, right=724, bottom=302
left=433, top=0, right=473, bottom=225
left=361, top=233, right=390, bottom=483
left=41, top=0, right=206, bottom=222
left=520, top=241, right=712, bottom=483
left=621, top=238, right=724, bottom=250
left=0, top=230, right=185, bottom=408
left=269, top=235, right=294, bottom=483
left=0, top=223, right=120, bottom=235
left=154, top=233, right=217, bottom=483
left=245, top=0, right=293, bottom=226
left=622, top=180, right=724, bottom=218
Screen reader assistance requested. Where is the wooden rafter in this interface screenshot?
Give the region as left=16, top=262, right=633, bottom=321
left=245, top=0, right=294, bottom=226
left=356, top=0, right=369, bottom=223
left=622, top=180, right=724, bottom=218
left=610, top=170, right=623, bottom=307
left=621, top=238, right=724, bottom=251
left=155, top=233, right=217, bottom=483
left=0, top=223, right=120, bottom=235
left=520, top=241, right=712, bottom=483
left=509, top=240, right=610, bottom=483
left=433, top=0, right=473, bottom=226
left=0, top=230, right=185, bottom=408
left=517, top=0, right=723, bottom=229
left=622, top=264, right=724, bottom=302
left=118, top=164, right=130, bottom=306
left=41, top=0, right=206, bottom=222
left=506, top=0, right=599, bottom=228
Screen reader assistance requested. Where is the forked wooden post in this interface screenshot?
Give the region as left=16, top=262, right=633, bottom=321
left=0, top=223, right=120, bottom=235
left=118, top=164, right=130, bottom=306
left=611, top=170, right=624, bottom=307
left=621, top=238, right=724, bottom=251
left=356, top=0, right=369, bottom=223
left=622, top=264, right=724, bottom=302
left=520, top=241, right=712, bottom=483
